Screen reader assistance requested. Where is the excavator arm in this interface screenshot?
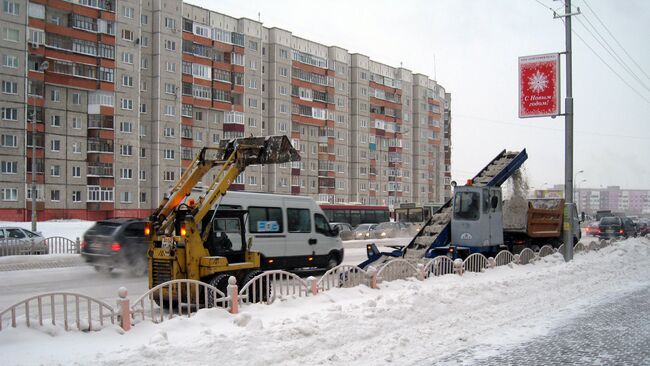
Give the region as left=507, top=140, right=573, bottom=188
left=149, top=135, right=300, bottom=235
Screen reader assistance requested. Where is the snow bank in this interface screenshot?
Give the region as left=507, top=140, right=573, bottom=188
left=1, top=237, right=649, bottom=365
left=0, top=220, right=95, bottom=241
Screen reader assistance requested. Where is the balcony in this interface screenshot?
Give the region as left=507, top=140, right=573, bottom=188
left=88, top=115, right=114, bottom=130
left=318, top=177, right=336, bottom=189
left=87, top=163, right=113, bottom=177
left=87, top=138, right=114, bottom=153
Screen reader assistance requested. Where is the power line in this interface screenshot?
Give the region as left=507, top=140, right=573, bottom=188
left=531, top=0, right=650, bottom=104
left=574, top=8, right=650, bottom=93
left=580, top=0, right=650, bottom=82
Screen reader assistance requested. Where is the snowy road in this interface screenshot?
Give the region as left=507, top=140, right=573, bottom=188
left=0, top=239, right=408, bottom=310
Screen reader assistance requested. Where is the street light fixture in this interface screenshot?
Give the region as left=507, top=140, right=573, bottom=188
left=31, top=60, right=49, bottom=232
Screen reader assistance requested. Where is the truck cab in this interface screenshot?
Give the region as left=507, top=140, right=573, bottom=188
left=450, top=185, right=504, bottom=256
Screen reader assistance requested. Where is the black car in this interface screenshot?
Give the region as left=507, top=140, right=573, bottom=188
left=598, top=216, right=636, bottom=239
left=80, top=219, right=148, bottom=274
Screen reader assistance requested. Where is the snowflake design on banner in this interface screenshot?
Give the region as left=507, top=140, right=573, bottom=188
left=527, top=70, right=549, bottom=93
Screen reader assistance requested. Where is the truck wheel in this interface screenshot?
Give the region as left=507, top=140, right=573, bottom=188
left=326, top=255, right=339, bottom=270
left=206, top=273, right=230, bottom=308
left=243, top=270, right=272, bottom=303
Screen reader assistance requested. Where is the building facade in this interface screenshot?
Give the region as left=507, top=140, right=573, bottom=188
left=0, top=0, right=451, bottom=221
left=534, top=185, right=650, bottom=216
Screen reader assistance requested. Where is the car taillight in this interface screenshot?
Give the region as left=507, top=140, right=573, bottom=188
left=144, top=223, right=151, bottom=236
left=619, top=229, right=624, bottom=234
left=111, top=243, right=121, bottom=251
left=81, top=240, right=87, bottom=250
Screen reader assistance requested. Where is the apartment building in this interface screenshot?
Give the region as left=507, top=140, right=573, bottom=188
left=0, top=0, right=451, bottom=221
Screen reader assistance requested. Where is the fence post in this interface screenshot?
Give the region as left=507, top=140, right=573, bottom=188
left=75, top=237, right=81, bottom=253
left=367, top=266, right=378, bottom=289
left=487, top=257, right=496, bottom=269
left=308, top=276, right=318, bottom=296
left=117, top=287, right=131, bottom=331
left=228, top=276, right=239, bottom=314
left=453, top=259, right=464, bottom=276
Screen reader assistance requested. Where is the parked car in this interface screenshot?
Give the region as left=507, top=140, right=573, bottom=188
left=353, top=223, right=378, bottom=239
left=0, top=227, right=49, bottom=256
left=373, top=222, right=411, bottom=239
left=80, top=219, right=148, bottom=274
left=638, top=219, right=650, bottom=236
left=329, top=222, right=355, bottom=241
left=598, top=216, right=636, bottom=239
left=584, top=221, right=600, bottom=236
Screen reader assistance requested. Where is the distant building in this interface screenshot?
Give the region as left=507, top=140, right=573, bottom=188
left=533, top=185, right=650, bottom=216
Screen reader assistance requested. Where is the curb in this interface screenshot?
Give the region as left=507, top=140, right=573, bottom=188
left=0, top=256, right=86, bottom=272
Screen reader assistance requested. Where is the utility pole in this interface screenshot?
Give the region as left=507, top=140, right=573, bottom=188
left=561, top=0, right=576, bottom=261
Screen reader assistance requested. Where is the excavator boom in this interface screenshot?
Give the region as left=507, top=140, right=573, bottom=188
left=150, top=135, right=300, bottom=233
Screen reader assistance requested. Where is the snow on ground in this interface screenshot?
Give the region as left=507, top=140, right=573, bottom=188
left=1, top=237, right=649, bottom=365
left=0, top=220, right=95, bottom=241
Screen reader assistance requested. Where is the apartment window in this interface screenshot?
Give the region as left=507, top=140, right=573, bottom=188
left=163, top=127, right=175, bottom=137
left=72, top=191, right=82, bottom=202
left=121, top=52, right=134, bottom=64
left=164, top=149, right=175, bottom=160
left=72, top=166, right=81, bottom=177
left=141, top=57, right=148, bottom=69
left=248, top=59, right=257, bottom=70
left=163, top=171, right=175, bottom=181
left=120, top=98, right=133, bottom=110
left=164, top=40, right=176, bottom=51
left=141, top=14, right=148, bottom=25
left=1, top=161, right=17, bottom=174
left=122, top=6, right=134, bottom=18
left=2, top=54, right=18, bottom=68
left=1, top=107, right=17, bottom=121
left=279, top=66, right=288, bottom=77
left=195, top=111, right=203, bottom=121
left=3, top=28, right=19, bottom=42
left=2, top=80, right=18, bottom=94
left=278, top=121, right=287, bottom=132
left=247, top=117, right=257, bottom=128
left=0, top=134, right=16, bottom=147
left=139, top=170, right=146, bottom=181
left=164, top=105, right=175, bottom=116
left=50, top=115, right=61, bottom=127
left=248, top=78, right=257, bottom=89
left=120, top=144, right=133, bottom=156
left=120, top=168, right=133, bottom=179
left=248, top=175, right=257, bottom=185
left=166, top=62, right=176, bottom=73
left=3, top=0, right=19, bottom=15
left=141, top=36, right=149, bottom=47
left=279, top=49, right=288, bottom=59
left=72, top=142, right=81, bottom=153
left=140, top=103, right=147, bottom=114
left=140, top=148, right=146, bottom=158
left=139, top=191, right=146, bottom=203
left=164, top=17, right=176, bottom=30
left=122, top=75, right=133, bottom=87
left=49, top=89, right=60, bottom=101
left=72, top=93, right=81, bottom=105
left=164, top=83, right=176, bottom=94
left=50, top=139, right=61, bottom=152
left=0, top=188, right=17, bottom=201
left=119, top=121, right=133, bottom=133
left=279, top=85, right=288, bottom=95
left=248, top=98, right=258, bottom=109
left=121, top=29, right=134, bottom=41
left=50, top=165, right=60, bottom=177
left=121, top=191, right=132, bottom=203
left=248, top=40, right=258, bottom=51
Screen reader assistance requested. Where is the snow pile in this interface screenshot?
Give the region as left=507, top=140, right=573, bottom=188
left=502, top=169, right=529, bottom=230
left=1, top=237, right=649, bottom=365
left=0, top=220, right=95, bottom=241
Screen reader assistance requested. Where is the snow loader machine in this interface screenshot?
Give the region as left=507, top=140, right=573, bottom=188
left=361, top=149, right=529, bottom=268
left=145, top=135, right=300, bottom=299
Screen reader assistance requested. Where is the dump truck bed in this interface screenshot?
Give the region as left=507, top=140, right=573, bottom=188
left=503, top=198, right=564, bottom=237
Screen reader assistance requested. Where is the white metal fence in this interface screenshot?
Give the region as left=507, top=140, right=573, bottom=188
left=0, top=238, right=620, bottom=333
left=0, top=236, right=80, bottom=256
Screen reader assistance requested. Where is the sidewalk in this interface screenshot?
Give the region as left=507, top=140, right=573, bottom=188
left=0, top=254, right=86, bottom=272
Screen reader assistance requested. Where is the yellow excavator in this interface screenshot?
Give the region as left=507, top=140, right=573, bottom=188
left=145, top=135, right=300, bottom=301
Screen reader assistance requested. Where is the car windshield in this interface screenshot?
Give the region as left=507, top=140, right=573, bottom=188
left=376, top=223, right=394, bottom=230
left=600, top=217, right=619, bottom=225
left=356, top=224, right=373, bottom=231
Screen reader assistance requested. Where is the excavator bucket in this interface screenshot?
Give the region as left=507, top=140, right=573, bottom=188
left=217, top=135, right=300, bottom=166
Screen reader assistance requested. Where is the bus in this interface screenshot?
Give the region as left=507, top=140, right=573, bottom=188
left=319, top=204, right=390, bottom=227
left=395, top=204, right=443, bottom=224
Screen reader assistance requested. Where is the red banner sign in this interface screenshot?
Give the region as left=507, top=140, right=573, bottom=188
left=519, top=53, right=560, bottom=118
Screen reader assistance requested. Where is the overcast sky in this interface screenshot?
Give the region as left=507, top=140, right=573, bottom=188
left=189, top=0, right=650, bottom=190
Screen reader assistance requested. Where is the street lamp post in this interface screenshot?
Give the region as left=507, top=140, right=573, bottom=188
left=31, top=61, right=49, bottom=232
left=573, top=169, right=584, bottom=207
